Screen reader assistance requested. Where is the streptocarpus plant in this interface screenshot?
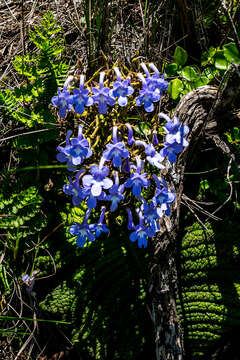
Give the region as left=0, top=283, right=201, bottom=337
left=52, top=63, right=189, bottom=248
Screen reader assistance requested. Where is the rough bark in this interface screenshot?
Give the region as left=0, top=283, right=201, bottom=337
left=149, top=64, right=240, bottom=360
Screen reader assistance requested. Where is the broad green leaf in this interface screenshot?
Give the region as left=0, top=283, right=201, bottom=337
left=201, top=47, right=216, bottom=66
left=179, top=66, right=199, bottom=81
left=165, top=63, right=178, bottom=76
left=174, top=46, right=188, bottom=66
left=214, top=50, right=229, bottom=70
left=193, top=75, right=210, bottom=87
left=223, top=42, right=240, bottom=64
left=168, top=78, right=183, bottom=100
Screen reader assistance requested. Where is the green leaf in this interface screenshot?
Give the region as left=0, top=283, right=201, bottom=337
left=214, top=50, right=229, bottom=70
left=193, top=75, right=210, bottom=87
left=179, top=66, right=199, bottom=81
left=165, top=63, right=178, bottom=76
left=168, top=78, right=183, bottom=100
left=174, top=46, right=188, bottom=66
left=233, top=127, right=240, bottom=140
left=201, top=47, right=216, bottom=66
left=223, top=42, right=240, bottom=64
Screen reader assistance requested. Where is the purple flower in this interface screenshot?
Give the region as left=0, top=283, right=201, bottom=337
left=106, top=171, right=125, bottom=212
left=102, top=126, right=129, bottom=167
left=109, top=67, right=134, bottom=106
left=136, top=73, right=161, bottom=112
left=70, top=75, right=93, bottom=114
left=69, top=210, right=95, bottom=247
left=127, top=209, right=155, bottom=248
left=22, top=271, right=38, bottom=292
left=51, top=86, right=73, bottom=118
left=92, top=207, right=109, bottom=237
left=92, top=72, right=115, bottom=114
left=125, top=157, right=150, bottom=197
left=82, top=162, right=113, bottom=197
left=159, top=113, right=189, bottom=147
left=63, top=170, right=86, bottom=206
left=56, top=125, right=92, bottom=170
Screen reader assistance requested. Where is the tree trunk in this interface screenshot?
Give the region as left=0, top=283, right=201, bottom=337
left=149, top=64, right=240, bottom=360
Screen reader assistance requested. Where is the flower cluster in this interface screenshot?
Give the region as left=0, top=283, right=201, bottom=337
left=58, top=113, right=189, bottom=248
left=51, top=64, right=168, bottom=117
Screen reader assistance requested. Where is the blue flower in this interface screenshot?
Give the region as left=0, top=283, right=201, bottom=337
left=147, top=152, right=165, bottom=169
left=92, top=72, right=115, bottom=114
left=69, top=210, right=95, bottom=247
left=71, top=75, right=93, bottom=114
left=102, top=126, right=129, bottom=167
left=57, top=125, right=92, bottom=170
left=160, top=141, right=183, bottom=163
left=122, top=156, right=131, bottom=173
left=106, top=171, right=125, bottom=212
left=81, top=183, right=106, bottom=209
left=127, top=209, right=155, bottom=248
left=141, top=63, right=169, bottom=93
left=92, top=207, right=109, bottom=237
left=125, top=123, right=135, bottom=145
left=125, top=157, right=150, bottom=197
left=141, top=199, right=162, bottom=232
left=109, top=67, right=134, bottom=106
left=63, top=170, right=86, bottom=206
left=136, top=73, right=161, bottom=112
left=152, top=131, right=159, bottom=145
left=51, top=84, right=73, bottom=118
left=135, top=140, right=165, bottom=170
left=82, top=161, right=113, bottom=197
left=159, top=113, right=189, bottom=147
left=152, top=175, right=176, bottom=216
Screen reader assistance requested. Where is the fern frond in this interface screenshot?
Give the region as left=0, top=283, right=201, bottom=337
left=2, top=11, right=69, bottom=128
left=0, top=186, right=47, bottom=243
left=177, top=222, right=240, bottom=358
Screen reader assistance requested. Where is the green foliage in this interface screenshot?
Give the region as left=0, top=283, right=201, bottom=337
left=225, top=127, right=240, bottom=152
left=166, top=42, right=240, bottom=101
left=0, top=186, right=47, bottom=258
left=167, top=78, right=184, bottom=100
left=40, top=281, right=77, bottom=321
left=0, top=11, right=68, bottom=127
left=223, top=42, right=240, bottom=64
left=177, top=221, right=240, bottom=358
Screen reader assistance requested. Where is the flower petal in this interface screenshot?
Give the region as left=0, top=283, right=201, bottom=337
left=91, top=182, right=102, bottom=196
